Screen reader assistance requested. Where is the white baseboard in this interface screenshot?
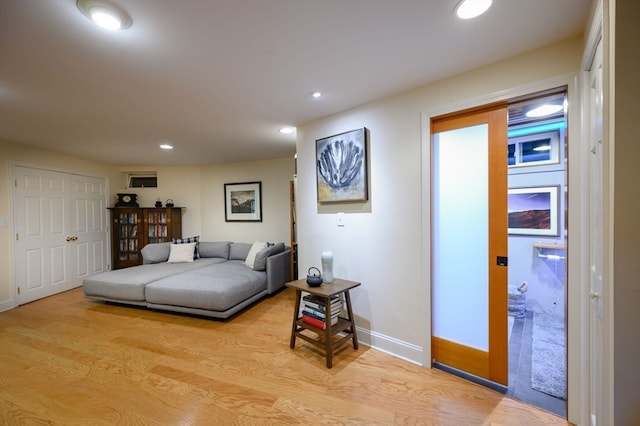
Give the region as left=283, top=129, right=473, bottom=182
left=356, top=326, right=424, bottom=366
left=0, top=298, right=16, bottom=313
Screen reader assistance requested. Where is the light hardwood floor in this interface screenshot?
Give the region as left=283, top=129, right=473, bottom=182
left=0, top=287, right=571, bottom=425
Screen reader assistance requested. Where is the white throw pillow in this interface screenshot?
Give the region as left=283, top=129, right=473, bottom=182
left=244, top=241, right=267, bottom=269
left=167, top=242, right=196, bottom=263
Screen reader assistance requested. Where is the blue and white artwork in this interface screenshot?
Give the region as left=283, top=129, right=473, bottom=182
left=316, top=128, right=368, bottom=203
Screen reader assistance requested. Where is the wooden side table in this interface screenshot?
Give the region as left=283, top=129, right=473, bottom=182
left=286, top=278, right=361, bottom=368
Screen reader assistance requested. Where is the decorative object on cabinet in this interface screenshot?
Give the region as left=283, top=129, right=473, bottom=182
left=115, top=193, right=139, bottom=207
left=316, top=127, right=368, bottom=203
left=321, top=250, right=334, bottom=282
left=508, top=186, right=559, bottom=236
left=306, top=267, right=323, bottom=287
left=165, top=199, right=174, bottom=208
left=108, top=207, right=183, bottom=269
left=224, top=181, right=262, bottom=222
left=155, top=198, right=162, bottom=207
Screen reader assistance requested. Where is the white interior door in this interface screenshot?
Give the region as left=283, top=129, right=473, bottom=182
left=68, top=173, right=108, bottom=282
left=588, top=38, right=604, bottom=426
left=14, top=166, right=107, bottom=305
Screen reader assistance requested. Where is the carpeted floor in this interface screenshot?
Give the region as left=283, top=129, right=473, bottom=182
left=531, top=311, right=566, bottom=399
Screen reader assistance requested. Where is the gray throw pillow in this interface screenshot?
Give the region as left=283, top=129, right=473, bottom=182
left=253, top=242, right=286, bottom=271
left=141, top=242, right=171, bottom=264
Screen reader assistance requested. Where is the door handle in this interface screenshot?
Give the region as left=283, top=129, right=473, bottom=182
left=496, top=256, right=508, bottom=266
left=590, top=291, right=601, bottom=299
left=66, top=236, right=78, bottom=242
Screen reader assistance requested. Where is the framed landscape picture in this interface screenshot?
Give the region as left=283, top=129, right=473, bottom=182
left=508, top=186, right=559, bottom=236
left=316, top=127, right=368, bottom=203
left=224, top=181, right=262, bottom=222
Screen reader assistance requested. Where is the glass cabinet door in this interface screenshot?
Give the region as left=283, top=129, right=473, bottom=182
left=147, top=210, right=168, bottom=244
left=117, top=210, right=139, bottom=262
left=110, top=207, right=142, bottom=269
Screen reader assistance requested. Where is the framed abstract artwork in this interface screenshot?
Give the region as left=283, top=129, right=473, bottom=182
left=316, top=127, right=368, bottom=203
left=508, top=185, right=559, bottom=236
left=224, top=181, right=262, bottom=222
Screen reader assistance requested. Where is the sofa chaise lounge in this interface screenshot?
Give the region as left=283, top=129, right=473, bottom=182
left=83, top=240, right=290, bottom=319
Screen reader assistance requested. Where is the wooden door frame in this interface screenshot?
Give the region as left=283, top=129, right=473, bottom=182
left=420, top=73, right=586, bottom=423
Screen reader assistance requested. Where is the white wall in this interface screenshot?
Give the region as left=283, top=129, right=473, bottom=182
left=111, top=158, right=294, bottom=244
left=114, top=165, right=204, bottom=237
left=296, top=37, right=583, bottom=364
left=200, top=157, right=294, bottom=244
left=612, top=0, right=640, bottom=423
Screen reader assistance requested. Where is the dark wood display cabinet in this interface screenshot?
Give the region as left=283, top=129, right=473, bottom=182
left=109, top=207, right=182, bottom=269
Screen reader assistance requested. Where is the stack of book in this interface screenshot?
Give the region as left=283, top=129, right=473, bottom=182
left=301, top=294, right=341, bottom=330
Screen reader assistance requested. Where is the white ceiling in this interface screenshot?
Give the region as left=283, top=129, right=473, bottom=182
left=0, top=0, right=590, bottom=166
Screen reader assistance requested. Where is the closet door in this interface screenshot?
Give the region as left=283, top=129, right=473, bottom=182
left=14, top=166, right=107, bottom=305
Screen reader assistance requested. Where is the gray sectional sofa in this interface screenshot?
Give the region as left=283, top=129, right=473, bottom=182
left=83, top=241, right=290, bottom=319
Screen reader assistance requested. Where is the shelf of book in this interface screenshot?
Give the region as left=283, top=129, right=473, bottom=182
left=286, top=277, right=361, bottom=368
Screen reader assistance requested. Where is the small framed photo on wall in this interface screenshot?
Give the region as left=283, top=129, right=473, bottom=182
left=224, top=181, right=262, bottom=222
left=508, top=185, right=559, bottom=236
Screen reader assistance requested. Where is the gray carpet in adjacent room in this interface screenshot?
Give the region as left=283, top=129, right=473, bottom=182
left=531, top=311, right=566, bottom=399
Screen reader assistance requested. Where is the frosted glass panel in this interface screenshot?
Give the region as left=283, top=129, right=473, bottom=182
left=433, top=124, right=489, bottom=350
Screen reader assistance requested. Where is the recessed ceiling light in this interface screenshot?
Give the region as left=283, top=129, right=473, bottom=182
left=526, top=104, right=564, bottom=118
left=159, top=144, right=173, bottom=150
left=311, top=91, right=322, bottom=99
left=279, top=127, right=295, bottom=134
left=77, top=0, right=132, bottom=31
left=454, top=0, right=492, bottom=20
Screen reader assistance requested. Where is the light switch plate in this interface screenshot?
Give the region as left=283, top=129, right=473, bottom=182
left=0, top=217, right=8, bottom=227
left=337, top=212, right=345, bottom=227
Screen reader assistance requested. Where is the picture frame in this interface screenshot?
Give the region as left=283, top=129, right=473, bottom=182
left=508, top=186, right=559, bottom=236
left=316, top=127, right=368, bottom=203
left=224, top=181, right=262, bottom=222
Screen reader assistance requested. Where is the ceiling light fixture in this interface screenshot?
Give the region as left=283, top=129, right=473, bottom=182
left=525, top=104, right=564, bottom=118
left=279, top=127, right=295, bottom=134
left=77, top=0, right=132, bottom=31
left=454, top=0, right=493, bottom=20
left=159, top=144, right=173, bottom=150
left=311, top=91, right=322, bottom=99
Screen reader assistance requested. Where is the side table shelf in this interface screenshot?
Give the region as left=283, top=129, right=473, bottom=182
left=285, top=278, right=361, bottom=368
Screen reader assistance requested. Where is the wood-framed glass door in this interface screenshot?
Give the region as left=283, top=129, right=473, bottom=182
left=431, top=103, right=509, bottom=385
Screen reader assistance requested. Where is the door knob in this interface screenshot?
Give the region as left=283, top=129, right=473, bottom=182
left=590, top=291, right=601, bottom=299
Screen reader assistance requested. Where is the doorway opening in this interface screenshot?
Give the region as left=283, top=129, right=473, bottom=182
left=428, top=87, right=568, bottom=418
left=505, top=88, right=567, bottom=417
